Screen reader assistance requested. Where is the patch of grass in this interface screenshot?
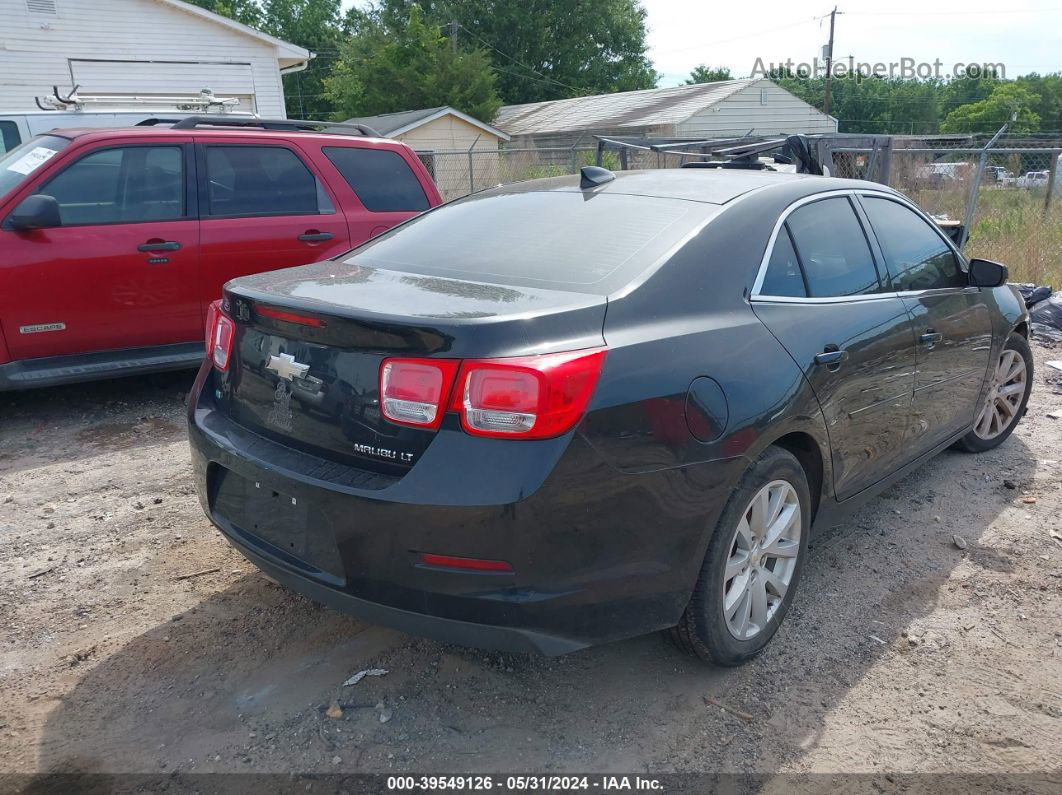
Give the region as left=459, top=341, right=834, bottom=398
left=965, top=190, right=1062, bottom=287
left=898, top=183, right=1062, bottom=287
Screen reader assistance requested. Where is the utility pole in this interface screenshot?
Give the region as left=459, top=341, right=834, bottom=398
left=823, top=6, right=838, bottom=118
left=449, top=20, right=458, bottom=53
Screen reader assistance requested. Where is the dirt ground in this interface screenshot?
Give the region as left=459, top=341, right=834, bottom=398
left=1, top=342, right=1061, bottom=788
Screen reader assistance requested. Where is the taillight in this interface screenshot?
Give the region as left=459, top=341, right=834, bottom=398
left=379, top=358, right=461, bottom=429
left=205, top=299, right=235, bottom=371
left=380, top=348, right=606, bottom=440
left=456, top=349, right=607, bottom=439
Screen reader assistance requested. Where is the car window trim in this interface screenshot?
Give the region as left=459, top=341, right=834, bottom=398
left=30, top=142, right=194, bottom=229
left=196, top=142, right=338, bottom=220
left=751, top=190, right=889, bottom=303
left=853, top=191, right=972, bottom=296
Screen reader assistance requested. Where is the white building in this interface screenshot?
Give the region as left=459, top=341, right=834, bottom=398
left=0, top=0, right=310, bottom=117
left=495, top=78, right=838, bottom=148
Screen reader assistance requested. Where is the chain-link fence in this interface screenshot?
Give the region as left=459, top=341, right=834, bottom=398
left=417, top=145, right=694, bottom=201
left=831, top=144, right=1061, bottom=285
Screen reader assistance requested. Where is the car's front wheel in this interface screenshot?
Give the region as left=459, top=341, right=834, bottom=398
left=670, top=446, right=811, bottom=666
left=957, top=332, right=1033, bottom=453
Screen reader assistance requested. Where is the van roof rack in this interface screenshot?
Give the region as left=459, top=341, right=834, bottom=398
left=36, top=86, right=246, bottom=113
left=135, top=115, right=382, bottom=138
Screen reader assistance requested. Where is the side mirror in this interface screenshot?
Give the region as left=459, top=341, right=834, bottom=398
left=968, top=258, right=1008, bottom=288
left=8, top=194, right=61, bottom=231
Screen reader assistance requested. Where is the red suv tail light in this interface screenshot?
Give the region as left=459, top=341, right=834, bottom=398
left=205, top=299, right=235, bottom=371
left=379, top=348, right=606, bottom=440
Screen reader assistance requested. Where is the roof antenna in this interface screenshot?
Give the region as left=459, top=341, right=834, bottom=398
left=580, top=165, right=615, bottom=189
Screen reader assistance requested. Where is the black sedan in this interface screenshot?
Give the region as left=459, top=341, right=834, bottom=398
left=188, top=168, right=1032, bottom=665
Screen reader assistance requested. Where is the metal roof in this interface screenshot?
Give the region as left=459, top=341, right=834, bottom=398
left=343, top=106, right=510, bottom=141
left=494, top=79, right=760, bottom=137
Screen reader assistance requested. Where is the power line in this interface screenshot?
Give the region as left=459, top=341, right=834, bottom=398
left=844, top=7, right=1062, bottom=14
left=453, top=22, right=584, bottom=96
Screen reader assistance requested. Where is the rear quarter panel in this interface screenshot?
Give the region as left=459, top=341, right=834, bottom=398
left=580, top=185, right=837, bottom=595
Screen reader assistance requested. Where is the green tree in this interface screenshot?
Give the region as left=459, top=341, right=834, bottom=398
left=323, top=6, right=501, bottom=122
left=365, top=0, right=658, bottom=104
left=941, top=83, right=1041, bottom=134
left=183, top=0, right=262, bottom=26
left=260, top=0, right=344, bottom=118
left=1016, top=73, right=1062, bottom=132
left=685, top=65, right=732, bottom=84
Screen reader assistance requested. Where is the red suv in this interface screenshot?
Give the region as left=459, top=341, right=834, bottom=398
left=0, top=116, right=441, bottom=390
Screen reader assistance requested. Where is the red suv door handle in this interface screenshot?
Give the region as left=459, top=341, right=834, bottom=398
left=138, top=241, right=181, bottom=252
left=298, top=231, right=333, bottom=242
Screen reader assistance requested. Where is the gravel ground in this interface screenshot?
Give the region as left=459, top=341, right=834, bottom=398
left=0, top=343, right=1060, bottom=786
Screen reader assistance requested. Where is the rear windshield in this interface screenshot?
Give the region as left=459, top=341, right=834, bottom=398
left=340, top=190, right=716, bottom=295
left=0, top=134, right=69, bottom=203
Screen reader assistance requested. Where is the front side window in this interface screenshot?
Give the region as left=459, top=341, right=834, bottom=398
left=861, top=196, right=966, bottom=291
left=204, top=146, right=332, bottom=218
left=39, top=145, right=183, bottom=226
left=785, top=197, right=881, bottom=297
left=323, top=146, right=430, bottom=212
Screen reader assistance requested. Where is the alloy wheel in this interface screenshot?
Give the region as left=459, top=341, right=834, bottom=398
left=722, top=479, right=802, bottom=641
left=974, top=349, right=1027, bottom=441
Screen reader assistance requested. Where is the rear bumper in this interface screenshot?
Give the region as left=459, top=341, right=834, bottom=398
left=188, top=364, right=743, bottom=654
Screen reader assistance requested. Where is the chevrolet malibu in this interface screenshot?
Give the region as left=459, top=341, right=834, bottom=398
left=187, top=168, right=1032, bottom=665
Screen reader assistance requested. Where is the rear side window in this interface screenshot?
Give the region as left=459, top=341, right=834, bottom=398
left=785, top=197, right=881, bottom=297
left=204, top=145, right=333, bottom=218
left=39, top=145, right=183, bottom=226
left=760, top=226, right=806, bottom=297
left=861, top=197, right=965, bottom=291
left=343, top=191, right=715, bottom=295
left=323, top=146, right=430, bottom=212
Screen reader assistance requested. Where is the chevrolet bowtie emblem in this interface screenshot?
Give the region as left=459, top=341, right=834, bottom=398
left=266, top=353, right=310, bottom=381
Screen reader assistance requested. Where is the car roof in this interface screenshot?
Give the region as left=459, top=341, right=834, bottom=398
left=39, top=126, right=402, bottom=147
left=478, top=168, right=892, bottom=206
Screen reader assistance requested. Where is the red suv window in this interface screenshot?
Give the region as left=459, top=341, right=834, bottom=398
left=204, top=145, right=334, bottom=218
left=323, top=146, right=430, bottom=212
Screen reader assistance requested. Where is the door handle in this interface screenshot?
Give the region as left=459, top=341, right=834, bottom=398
left=138, top=241, right=181, bottom=252
left=814, top=348, right=849, bottom=370
left=814, top=350, right=848, bottom=365
left=298, top=232, right=333, bottom=242
left=920, top=330, right=943, bottom=346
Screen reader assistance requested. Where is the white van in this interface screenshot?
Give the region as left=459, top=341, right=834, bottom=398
left=0, top=89, right=252, bottom=153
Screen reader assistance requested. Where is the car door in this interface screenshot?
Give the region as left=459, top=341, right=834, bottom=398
left=858, top=193, right=993, bottom=450
left=196, top=139, right=351, bottom=303
left=751, top=194, right=918, bottom=501
left=1, top=139, right=200, bottom=361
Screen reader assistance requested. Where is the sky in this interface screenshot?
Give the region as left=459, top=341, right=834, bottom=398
left=341, top=0, right=1062, bottom=86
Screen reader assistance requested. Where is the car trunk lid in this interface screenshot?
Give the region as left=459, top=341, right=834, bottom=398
left=215, top=262, right=607, bottom=476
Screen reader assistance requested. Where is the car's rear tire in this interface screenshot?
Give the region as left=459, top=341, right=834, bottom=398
left=669, top=446, right=811, bottom=666
left=956, top=332, right=1033, bottom=453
